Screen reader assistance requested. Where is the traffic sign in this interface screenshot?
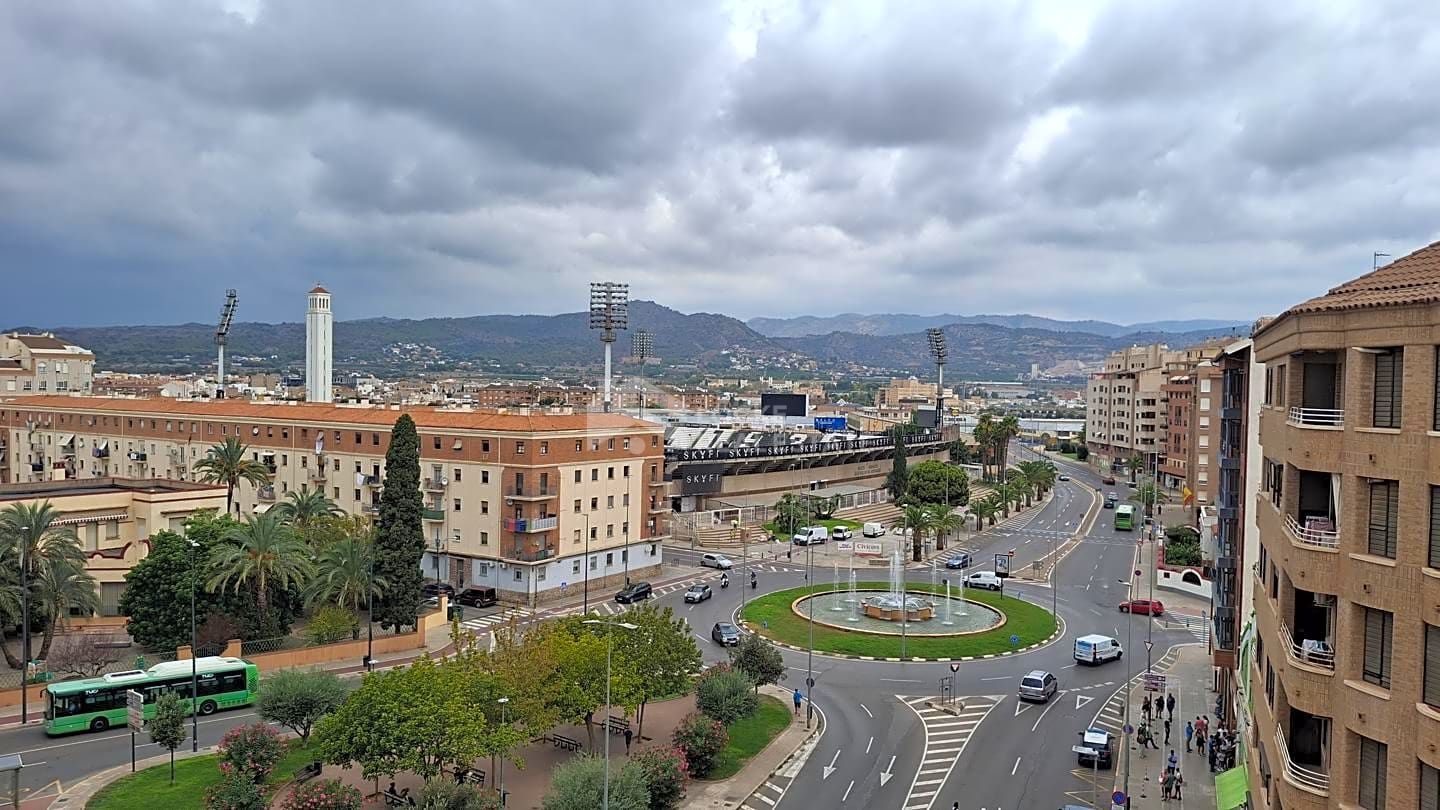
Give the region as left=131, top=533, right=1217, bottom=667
left=1010, top=634, right=1020, bottom=646
left=126, top=689, right=144, bottom=730
left=1123, top=723, right=1134, bottom=736
left=949, top=663, right=960, bottom=673
left=806, top=677, right=815, bottom=688
left=1142, top=673, right=1167, bottom=692
left=1072, top=744, right=1096, bottom=755
left=1144, top=640, right=1154, bottom=652
left=1113, top=790, right=1127, bottom=805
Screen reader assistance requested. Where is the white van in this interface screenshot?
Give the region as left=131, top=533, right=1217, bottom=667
left=792, top=526, right=828, bottom=546
left=1074, top=634, right=1123, bottom=665
left=863, top=522, right=885, bottom=538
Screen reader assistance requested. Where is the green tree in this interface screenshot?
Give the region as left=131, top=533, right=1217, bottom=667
left=947, top=438, right=973, bottom=464
left=730, top=633, right=786, bottom=694
left=208, top=511, right=313, bottom=627
left=1130, top=482, right=1168, bottom=519
left=904, top=460, right=969, bottom=507
left=219, top=723, right=285, bottom=782
left=0, top=502, right=97, bottom=665
left=968, top=496, right=1000, bottom=530
left=543, top=619, right=644, bottom=747
left=205, top=772, right=266, bottom=810
left=695, top=666, right=758, bottom=725
left=1005, top=468, right=1034, bottom=508
left=993, top=481, right=1021, bottom=518
left=885, top=430, right=909, bottom=501
left=374, top=414, right=424, bottom=632
left=772, top=494, right=811, bottom=537
left=257, top=668, right=346, bottom=745
left=1163, top=525, right=1202, bottom=567
left=608, top=605, right=701, bottom=739
left=926, top=503, right=964, bottom=553
left=1075, top=444, right=1089, bottom=461
left=305, top=529, right=386, bottom=612
left=194, top=437, right=272, bottom=516
left=149, top=690, right=188, bottom=783
left=276, top=489, right=343, bottom=531
left=973, top=413, right=996, bottom=481
left=996, top=415, right=1021, bottom=475
left=1125, top=452, right=1144, bottom=483
left=671, top=712, right=728, bottom=779
left=542, top=755, right=650, bottom=810
left=633, top=747, right=688, bottom=810
left=895, top=503, right=934, bottom=563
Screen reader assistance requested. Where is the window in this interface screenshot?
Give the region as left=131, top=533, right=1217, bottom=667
left=592, top=439, right=600, bottom=451
left=574, top=499, right=582, bottom=513
left=1425, top=624, right=1440, bottom=708
left=482, top=470, right=489, bottom=484
left=1198, top=397, right=1211, bottom=412
left=575, top=470, right=582, bottom=483
left=1198, top=435, right=1209, bottom=448
left=622, top=521, right=629, bottom=535
left=516, top=441, right=526, bottom=455
left=540, top=441, right=548, bottom=455
left=608, top=438, right=615, bottom=450
left=482, top=440, right=490, bottom=453
left=623, top=465, right=630, bottom=478
left=1424, top=761, right=1440, bottom=810
left=372, top=433, right=380, bottom=446
left=480, top=531, right=488, bottom=546
left=1430, top=486, right=1440, bottom=569
left=574, top=529, right=582, bottom=544
left=355, top=432, right=362, bottom=444
left=572, top=560, right=581, bottom=574
left=591, top=497, right=598, bottom=511
left=1373, top=347, right=1403, bottom=428
left=481, top=500, right=489, bottom=515
left=605, top=552, right=613, bottom=565
left=354, top=489, right=361, bottom=501
left=1368, top=480, right=1399, bottom=558
left=589, top=555, right=597, bottom=570
left=1363, top=607, right=1394, bottom=689
left=514, top=569, right=523, bottom=582
left=1357, top=735, right=1387, bottom=809
left=607, top=495, right=615, bottom=509
left=608, top=467, right=615, bottom=480
left=623, top=493, right=630, bottom=507
left=623, top=438, right=630, bottom=450
left=652, top=436, right=658, bottom=447
left=453, top=498, right=462, bottom=512
left=592, top=468, right=599, bottom=481
left=590, top=527, right=597, bottom=540
left=454, top=469, right=461, bottom=482
left=1434, top=347, right=1440, bottom=432
left=607, top=524, right=614, bottom=537
left=576, top=440, right=583, bottom=452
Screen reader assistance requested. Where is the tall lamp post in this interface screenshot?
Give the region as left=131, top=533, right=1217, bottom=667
left=926, top=327, right=948, bottom=422
left=582, top=514, right=592, bottom=614
left=17, top=524, right=30, bottom=726
left=1120, top=576, right=1135, bottom=804
left=365, top=541, right=376, bottom=671
left=496, top=697, right=510, bottom=801
left=589, top=282, right=630, bottom=413
left=805, top=531, right=817, bottom=729
left=632, top=329, right=653, bottom=419
left=583, top=620, right=637, bottom=810
left=188, top=538, right=200, bottom=752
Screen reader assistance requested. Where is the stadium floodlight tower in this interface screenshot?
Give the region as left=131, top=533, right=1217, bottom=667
left=632, top=329, right=653, bottom=418
left=215, top=289, right=238, bottom=399
left=589, top=281, right=629, bottom=412
left=926, top=327, right=948, bottom=423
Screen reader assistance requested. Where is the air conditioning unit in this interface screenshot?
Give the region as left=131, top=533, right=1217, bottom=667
left=505, top=498, right=514, bottom=506
left=440, top=478, right=449, bottom=486
left=1313, top=594, right=1337, bottom=608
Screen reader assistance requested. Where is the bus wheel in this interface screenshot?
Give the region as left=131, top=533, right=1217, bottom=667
left=199, top=700, right=217, bottom=716
left=90, top=716, right=109, bottom=732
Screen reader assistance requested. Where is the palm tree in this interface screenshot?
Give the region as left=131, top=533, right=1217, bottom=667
left=305, top=531, right=387, bottom=613
left=1130, top=482, right=1168, bottom=520
left=194, top=437, right=272, bottom=516
left=208, top=511, right=313, bottom=622
left=926, top=503, right=964, bottom=553
left=993, top=482, right=1020, bottom=518
left=0, top=502, right=95, bottom=668
left=1124, top=453, right=1144, bottom=484
left=997, top=415, right=1021, bottom=477
left=895, top=503, right=934, bottom=563
left=973, top=414, right=996, bottom=481
left=1006, top=468, right=1034, bottom=508
left=969, top=497, right=1000, bottom=530
left=277, top=489, right=342, bottom=530
left=1018, top=460, right=1057, bottom=501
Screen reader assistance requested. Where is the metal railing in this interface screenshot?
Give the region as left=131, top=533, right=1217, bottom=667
left=1283, top=514, right=1340, bottom=549
left=504, top=516, right=558, bottom=532
left=1287, top=407, right=1344, bottom=428
left=424, top=477, right=447, bottom=491
left=1278, top=620, right=1335, bottom=671
left=504, top=485, right=558, bottom=498
left=257, top=486, right=276, bottom=502
left=422, top=507, right=445, bottom=521
left=1275, top=726, right=1330, bottom=795
left=308, top=468, right=327, bottom=481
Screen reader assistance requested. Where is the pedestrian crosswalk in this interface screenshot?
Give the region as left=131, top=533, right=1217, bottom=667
left=1165, top=612, right=1213, bottom=643
left=898, top=694, right=1002, bottom=810
left=739, top=774, right=793, bottom=810
left=458, top=607, right=532, bottom=633
left=1089, top=645, right=1183, bottom=736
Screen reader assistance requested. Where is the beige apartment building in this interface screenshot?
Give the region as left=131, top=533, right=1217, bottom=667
left=1248, top=241, right=1440, bottom=809
left=0, top=333, right=95, bottom=396
left=0, top=478, right=227, bottom=614
left=0, top=396, right=667, bottom=605
left=876, top=377, right=951, bottom=410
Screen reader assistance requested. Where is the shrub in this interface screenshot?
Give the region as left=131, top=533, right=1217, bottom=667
left=281, top=779, right=363, bottom=810
left=195, top=613, right=243, bottom=657
left=307, top=604, right=360, bottom=645
left=258, top=668, right=347, bottom=744
left=418, top=779, right=502, bottom=810
left=633, top=747, right=688, bottom=810
left=542, top=756, right=650, bottom=810
left=696, top=667, right=758, bottom=725
left=204, top=772, right=266, bottom=810
left=671, top=712, right=727, bottom=779
left=218, top=723, right=285, bottom=783
left=1075, top=445, right=1089, bottom=460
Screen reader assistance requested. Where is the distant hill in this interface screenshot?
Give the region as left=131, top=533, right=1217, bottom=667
left=748, top=312, right=1249, bottom=338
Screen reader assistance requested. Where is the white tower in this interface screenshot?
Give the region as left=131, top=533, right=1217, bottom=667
left=305, top=285, right=333, bottom=403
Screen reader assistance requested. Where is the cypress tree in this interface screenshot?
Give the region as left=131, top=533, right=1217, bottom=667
left=885, top=428, right=909, bottom=501
left=374, top=414, right=424, bottom=631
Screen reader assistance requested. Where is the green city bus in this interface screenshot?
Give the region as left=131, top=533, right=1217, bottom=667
left=1114, top=504, right=1136, bottom=531
left=44, top=656, right=260, bottom=736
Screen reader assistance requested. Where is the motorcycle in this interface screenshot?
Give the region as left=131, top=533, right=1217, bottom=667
left=720, top=576, right=730, bottom=589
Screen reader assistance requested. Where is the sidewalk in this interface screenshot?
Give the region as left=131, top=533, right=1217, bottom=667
left=1114, top=645, right=1220, bottom=809
left=686, top=684, right=821, bottom=809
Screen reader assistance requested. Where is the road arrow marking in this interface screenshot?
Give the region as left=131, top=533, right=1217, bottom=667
left=823, top=749, right=841, bottom=779
left=879, top=756, right=896, bottom=787
left=1076, top=695, right=1094, bottom=710
left=1014, top=700, right=1033, bottom=717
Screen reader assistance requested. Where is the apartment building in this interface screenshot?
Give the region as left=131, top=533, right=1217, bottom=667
left=1249, top=241, right=1440, bottom=809
left=876, top=377, right=951, bottom=410
left=0, top=396, right=668, bottom=606
left=1086, top=344, right=1174, bottom=471
left=0, top=333, right=94, bottom=396
left=0, top=478, right=227, bottom=615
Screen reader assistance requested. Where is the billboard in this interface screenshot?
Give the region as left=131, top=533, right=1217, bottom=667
left=678, top=463, right=726, bottom=495
left=913, top=407, right=939, bottom=429
left=760, top=393, right=808, bottom=417
left=813, top=416, right=848, bottom=432
left=668, top=429, right=944, bottom=462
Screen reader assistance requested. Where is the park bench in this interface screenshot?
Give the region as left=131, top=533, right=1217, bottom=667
left=551, top=733, right=582, bottom=752
left=453, top=767, right=485, bottom=787
left=605, top=716, right=630, bottom=736
left=294, top=761, right=323, bottom=783
left=382, top=788, right=415, bottom=807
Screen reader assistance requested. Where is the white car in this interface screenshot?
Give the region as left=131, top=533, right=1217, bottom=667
left=700, top=553, right=733, bottom=569
left=830, top=526, right=853, bottom=540
left=862, top=522, right=886, bottom=538
left=964, top=571, right=1004, bottom=591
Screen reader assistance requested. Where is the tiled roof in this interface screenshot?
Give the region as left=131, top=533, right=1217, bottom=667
left=7, top=333, right=68, bottom=350
left=1, top=396, right=656, bottom=434
left=1262, top=240, right=1440, bottom=333
left=0, top=359, right=24, bottom=371
left=309, top=285, right=329, bottom=294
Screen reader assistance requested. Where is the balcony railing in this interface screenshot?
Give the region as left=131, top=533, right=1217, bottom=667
left=308, top=468, right=327, bottom=482
left=1275, top=726, right=1330, bottom=796
left=1283, top=514, right=1340, bottom=549
left=509, top=547, right=554, bottom=562
left=424, top=477, right=448, bottom=491
left=504, top=516, right=559, bottom=533
left=505, top=485, right=558, bottom=499
left=363, top=474, right=382, bottom=487
left=361, top=503, right=379, bottom=514
left=422, top=507, right=445, bottom=521
left=257, top=486, right=276, bottom=502
left=1287, top=407, right=1344, bottom=429
left=1278, top=620, right=1335, bottom=671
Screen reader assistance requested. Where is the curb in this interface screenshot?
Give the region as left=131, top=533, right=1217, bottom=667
left=735, top=691, right=824, bottom=809
left=54, top=743, right=223, bottom=808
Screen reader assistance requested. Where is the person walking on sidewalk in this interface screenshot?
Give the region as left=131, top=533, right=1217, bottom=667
left=1173, top=768, right=1185, bottom=800
left=1184, top=720, right=1194, bottom=752
left=624, top=727, right=634, bottom=754
left=1142, top=695, right=1153, bottom=722
left=1166, top=691, right=1176, bottom=721
left=1168, top=749, right=1179, bottom=772
left=1164, top=716, right=1172, bottom=746
left=793, top=688, right=803, bottom=716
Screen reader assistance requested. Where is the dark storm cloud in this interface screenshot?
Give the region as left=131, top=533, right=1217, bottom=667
left=2, top=0, right=1439, bottom=327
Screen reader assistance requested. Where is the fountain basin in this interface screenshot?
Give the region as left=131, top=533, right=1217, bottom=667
left=792, top=589, right=1004, bottom=637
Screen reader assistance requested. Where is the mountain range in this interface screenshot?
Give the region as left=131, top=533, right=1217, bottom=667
left=747, top=312, right=1249, bottom=338
left=8, top=302, right=1247, bottom=378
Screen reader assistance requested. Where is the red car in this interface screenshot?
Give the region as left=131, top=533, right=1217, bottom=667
left=1119, top=599, right=1164, bottom=616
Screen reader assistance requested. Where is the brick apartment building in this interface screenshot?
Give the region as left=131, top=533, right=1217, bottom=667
left=0, top=396, right=667, bottom=605
left=1249, top=241, right=1440, bottom=808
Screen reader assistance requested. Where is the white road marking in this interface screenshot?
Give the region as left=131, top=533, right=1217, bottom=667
left=842, top=780, right=855, bottom=802
left=880, top=755, right=897, bottom=786
left=822, top=749, right=841, bottom=779
left=1011, top=756, right=1022, bottom=775
left=866, top=735, right=873, bottom=754
left=860, top=703, right=874, bottom=718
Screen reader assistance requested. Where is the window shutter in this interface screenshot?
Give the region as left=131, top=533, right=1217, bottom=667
left=1357, top=736, right=1387, bottom=809
left=1431, top=486, right=1440, bottom=569
left=1368, top=481, right=1398, bottom=559
left=1428, top=626, right=1440, bottom=708
left=1423, top=762, right=1440, bottom=810
left=1373, top=348, right=1402, bottom=428
left=1364, top=608, right=1393, bottom=688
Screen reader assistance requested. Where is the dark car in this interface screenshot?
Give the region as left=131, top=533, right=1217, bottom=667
left=711, top=622, right=741, bottom=646
left=422, top=581, right=456, bottom=598
left=944, top=552, right=972, bottom=570
left=456, top=587, right=498, bottom=608
left=1077, top=728, right=1115, bottom=769
left=684, top=584, right=712, bottom=603
left=615, top=581, right=653, bottom=604
left=1101, top=475, right=1117, bottom=485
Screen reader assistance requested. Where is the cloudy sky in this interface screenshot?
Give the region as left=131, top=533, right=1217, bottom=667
left=3, top=0, right=1439, bottom=327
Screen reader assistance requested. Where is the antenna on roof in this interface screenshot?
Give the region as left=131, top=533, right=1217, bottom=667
left=215, top=289, right=238, bottom=399
left=1374, top=252, right=1391, bottom=271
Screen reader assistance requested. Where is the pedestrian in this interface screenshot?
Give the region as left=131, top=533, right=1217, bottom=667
left=1184, top=720, right=1194, bottom=752
left=624, top=726, right=634, bottom=754
left=1166, top=691, right=1176, bottom=721
left=1142, top=695, right=1152, bottom=722
left=1173, top=769, right=1185, bottom=800
left=1161, top=770, right=1174, bottom=800
left=1208, top=735, right=1218, bottom=771
left=1168, top=749, right=1179, bottom=772
left=787, top=548, right=793, bottom=561
left=793, top=688, right=803, bottom=716
left=1164, top=716, right=1172, bottom=746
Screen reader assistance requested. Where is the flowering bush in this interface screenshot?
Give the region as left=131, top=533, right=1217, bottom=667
left=219, top=723, right=286, bottom=782
left=281, top=779, right=363, bottom=810
left=671, top=712, right=727, bottom=779
left=633, top=746, right=689, bottom=810
left=204, top=772, right=266, bottom=810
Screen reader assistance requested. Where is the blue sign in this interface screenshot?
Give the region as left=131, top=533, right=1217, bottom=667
left=1010, top=634, right=1020, bottom=646
left=1112, top=791, right=1126, bottom=805
left=813, top=416, right=848, bottom=432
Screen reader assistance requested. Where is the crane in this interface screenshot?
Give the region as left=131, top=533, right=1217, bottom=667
left=215, top=289, right=237, bottom=399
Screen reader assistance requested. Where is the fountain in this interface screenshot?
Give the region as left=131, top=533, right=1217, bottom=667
left=830, top=563, right=845, bottom=612
left=847, top=569, right=861, bottom=623
left=941, top=581, right=954, bottom=626
left=861, top=552, right=934, bottom=622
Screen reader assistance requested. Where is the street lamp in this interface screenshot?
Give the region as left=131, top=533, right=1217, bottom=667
left=926, top=327, right=948, bottom=420
left=805, top=532, right=817, bottom=729
left=496, top=697, right=510, bottom=800
left=632, top=330, right=653, bottom=419
left=365, top=541, right=375, bottom=671
left=589, top=282, right=630, bottom=413
left=188, top=538, right=200, bottom=752
left=582, top=514, right=592, bottom=614
left=16, top=524, right=30, bottom=726
left=583, top=620, right=637, bottom=810
left=1119, top=577, right=1134, bottom=803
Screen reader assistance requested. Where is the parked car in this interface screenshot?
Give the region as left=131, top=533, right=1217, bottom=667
left=422, top=582, right=456, bottom=598
left=862, top=522, right=886, bottom=538
left=831, top=526, right=853, bottom=540
left=944, top=552, right=972, bottom=570
left=964, top=571, right=1003, bottom=591
left=1018, top=670, right=1058, bottom=703
left=1101, top=475, right=1117, bottom=485
left=700, top=553, right=733, bottom=569
left=684, top=584, right=712, bottom=603
left=711, top=621, right=741, bottom=646
left=615, top=581, right=653, bottom=604
left=1076, top=727, right=1115, bottom=769
left=1119, top=599, right=1164, bottom=616
left=455, top=587, right=498, bottom=608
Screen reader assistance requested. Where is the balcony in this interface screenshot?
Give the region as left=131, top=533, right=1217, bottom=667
left=503, top=516, right=559, bottom=533
left=1278, top=619, right=1334, bottom=671
left=509, top=547, right=554, bottom=562
left=424, top=477, right=448, bottom=491
left=505, top=485, right=558, bottom=500
left=422, top=507, right=445, bottom=521
left=363, top=474, right=382, bottom=487
left=308, top=468, right=327, bottom=482
left=361, top=503, right=379, bottom=515
left=257, top=485, right=276, bottom=502
left=1274, top=726, right=1329, bottom=797
left=1283, top=514, right=1339, bottom=549
left=1287, top=407, right=1344, bottom=429
left=127, top=451, right=147, bottom=462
